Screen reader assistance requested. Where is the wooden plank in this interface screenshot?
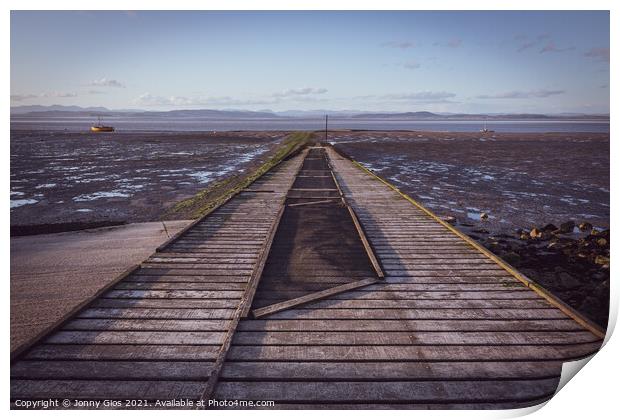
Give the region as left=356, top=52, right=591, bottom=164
left=213, top=378, right=559, bottom=402
left=46, top=331, right=226, bottom=345
left=256, top=290, right=541, bottom=300
left=231, top=331, right=598, bottom=346
left=77, top=308, right=236, bottom=319
left=104, top=290, right=244, bottom=299
left=252, top=278, right=380, bottom=319
left=12, top=360, right=215, bottom=380
left=236, top=319, right=587, bottom=332
left=226, top=342, right=601, bottom=361
left=115, top=282, right=248, bottom=291
left=24, top=344, right=221, bottom=361
left=346, top=205, right=385, bottom=278
left=288, top=199, right=339, bottom=207
left=252, top=298, right=552, bottom=310
left=220, top=361, right=563, bottom=380
left=91, top=298, right=240, bottom=309
left=261, top=307, right=568, bottom=320
left=11, top=379, right=206, bottom=400
left=63, top=319, right=230, bottom=331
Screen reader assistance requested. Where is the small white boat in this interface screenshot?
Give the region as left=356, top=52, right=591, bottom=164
left=480, top=117, right=495, bottom=133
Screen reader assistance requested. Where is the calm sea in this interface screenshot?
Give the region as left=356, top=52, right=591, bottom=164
left=10, top=116, right=610, bottom=133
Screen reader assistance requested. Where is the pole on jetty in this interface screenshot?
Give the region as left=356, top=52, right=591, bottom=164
left=325, top=114, right=328, bottom=142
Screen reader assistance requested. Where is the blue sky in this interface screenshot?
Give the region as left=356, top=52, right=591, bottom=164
left=10, top=11, right=610, bottom=113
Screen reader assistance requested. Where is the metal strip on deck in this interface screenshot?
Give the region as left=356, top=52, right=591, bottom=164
left=10, top=150, right=307, bottom=404
left=212, top=146, right=604, bottom=409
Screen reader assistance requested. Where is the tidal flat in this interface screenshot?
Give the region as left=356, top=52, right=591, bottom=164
left=331, top=131, right=609, bottom=327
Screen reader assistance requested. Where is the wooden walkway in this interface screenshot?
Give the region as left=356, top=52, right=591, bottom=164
left=10, top=145, right=604, bottom=409
left=211, top=146, right=604, bottom=409
left=10, top=150, right=307, bottom=402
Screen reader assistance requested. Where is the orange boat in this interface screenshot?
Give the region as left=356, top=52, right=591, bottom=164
left=90, top=116, right=115, bottom=132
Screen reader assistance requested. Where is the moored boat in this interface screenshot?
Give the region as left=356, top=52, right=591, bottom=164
left=90, top=116, right=115, bottom=132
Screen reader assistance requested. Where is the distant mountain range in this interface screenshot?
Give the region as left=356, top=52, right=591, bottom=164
left=10, top=105, right=610, bottom=120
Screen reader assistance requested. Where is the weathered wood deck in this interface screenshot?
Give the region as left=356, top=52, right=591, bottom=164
left=211, top=146, right=604, bottom=409
left=10, top=144, right=604, bottom=409
left=10, top=150, right=307, bottom=402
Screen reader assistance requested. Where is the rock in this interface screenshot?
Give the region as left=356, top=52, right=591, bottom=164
left=596, top=238, right=608, bottom=247
left=530, top=228, right=541, bottom=239
left=591, top=228, right=600, bottom=236
left=519, top=233, right=530, bottom=241
left=502, top=252, right=521, bottom=265
left=556, top=271, right=581, bottom=289
left=542, top=223, right=558, bottom=232
left=441, top=216, right=456, bottom=225
left=595, top=255, right=610, bottom=267
left=559, top=220, right=575, bottom=233
left=579, top=222, right=593, bottom=231
left=472, top=228, right=489, bottom=234
left=539, top=231, right=552, bottom=241
left=480, top=212, right=489, bottom=220
left=547, top=241, right=565, bottom=251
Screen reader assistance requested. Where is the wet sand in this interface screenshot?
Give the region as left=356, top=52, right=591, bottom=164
left=10, top=130, right=286, bottom=228
left=331, top=131, right=609, bottom=327
left=10, top=220, right=191, bottom=352
left=330, top=131, right=609, bottom=232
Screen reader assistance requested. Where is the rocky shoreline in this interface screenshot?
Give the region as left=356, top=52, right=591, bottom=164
left=448, top=216, right=610, bottom=328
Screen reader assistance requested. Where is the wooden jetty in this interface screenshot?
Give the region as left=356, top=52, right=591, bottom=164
left=10, top=144, right=604, bottom=409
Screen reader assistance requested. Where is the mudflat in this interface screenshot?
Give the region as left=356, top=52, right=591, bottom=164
left=10, top=130, right=286, bottom=228
left=331, top=130, right=609, bottom=327
left=331, top=130, right=609, bottom=232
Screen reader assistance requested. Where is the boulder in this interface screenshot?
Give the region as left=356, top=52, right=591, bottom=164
left=559, top=220, right=575, bottom=233
left=530, top=228, right=541, bottom=239
left=542, top=223, right=558, bottom=232
left=579, top=222, right=593, bottom=231
left=595, top=255, right=610, bottom=267
left=480, top=212, right=489, bottom=220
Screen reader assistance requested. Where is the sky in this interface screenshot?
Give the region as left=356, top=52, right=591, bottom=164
left=10, top=10, right=610, bottom=114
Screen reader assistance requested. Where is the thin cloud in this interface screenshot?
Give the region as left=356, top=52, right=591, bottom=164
left=357, top=91, right=456, bottom=104
left=434, top=38, right=462, bottom=48
left=10, top=94, right=38, bottom=102
left=90, top=78, right=126, bottom=88
left=134, top=93, right=273, bottom=107
left=477, top=89, right=565, bottom=99
left=585, top=47, right=610, bottom=63
left=516, top=33, right=553, bottom=52
left=382, top=41, right=415, bottom=49
left=41, top=92, right=78, bottom=98
left=447, top=38, right=462, bottom=48
left=400, top=60, right=421, bottom=70
left=11, top=92, right=77, bottom=101
left=539, top=42, right=575, bottom=54
left=272, top=88, right=328, bottom=98
left=88, top=90, right=105, bottom=95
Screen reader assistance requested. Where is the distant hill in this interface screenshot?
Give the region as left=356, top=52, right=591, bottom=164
left=11, top=105, right=609, bottom=120
left=11, top=105, right=279, bottom=119
left=353, top=111, right=440, bottom=119
left=132, top=109, right=278, bottom=118
left=10, top=105, right=111, bottom=115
